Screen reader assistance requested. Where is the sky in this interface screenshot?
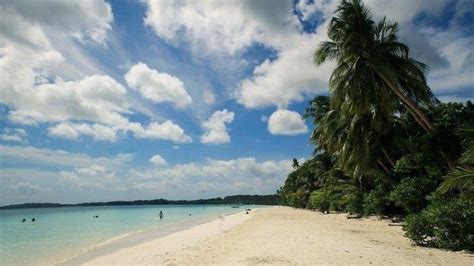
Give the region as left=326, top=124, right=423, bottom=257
left=0, top=0, right=473, bottom=205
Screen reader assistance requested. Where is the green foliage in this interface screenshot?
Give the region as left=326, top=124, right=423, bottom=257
left=389, top=175, right=437, bottom=213
left=280, top=0, right=474, bottom=252
left=403, top=198, right=474, bottom=250
left=310, top=191, right=330, bottom=213
left=439, top=126, right=474, bottom=199
left=346, top=190, right=365, bottom=216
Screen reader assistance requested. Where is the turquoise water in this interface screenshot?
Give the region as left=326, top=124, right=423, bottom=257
left=0, top=205, right=258, bottom=265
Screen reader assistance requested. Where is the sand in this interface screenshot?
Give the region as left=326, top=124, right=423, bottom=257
left=84, top=206, right=473, bottom=265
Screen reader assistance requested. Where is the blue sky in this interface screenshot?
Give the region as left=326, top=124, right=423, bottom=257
left=0, top=0, right=472, bottom=205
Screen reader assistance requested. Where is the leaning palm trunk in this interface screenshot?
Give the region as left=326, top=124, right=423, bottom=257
left=314, top=0, right=436, bottom=133
left=376, top=71, right=433, bottom=132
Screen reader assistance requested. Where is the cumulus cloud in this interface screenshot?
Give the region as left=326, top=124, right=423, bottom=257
left=46, top=120, right=192, bottom=144
left=133, top=120, right=192, bottom=143
left=200, top=109, right=235, bottom=144
left=145, top=0, right=270, bottom=55
left=60, top=164, right=121, bottom=190
left=268, top=109, right=308, bottom=136
left=144, top=0, right=473, bottom=108
left=48, top=123, right=117, bottom=142
left=128, top=157, right=293, bottom=196
left=125, top=62, right=192, bottom=108
left=2, top=143, right=295, bottom=202
left=0, top=1, right=194, bottom=144
left=149, top=154, right=168, bottom=166
left=2, top=75, right=131, bottom=126
left=1, top=0, right=113, bottom=45
left=0, top=128, right=28, bottom=143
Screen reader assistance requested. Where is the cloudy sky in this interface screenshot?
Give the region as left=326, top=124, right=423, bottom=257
left=0, top=0, right=472, bottom=205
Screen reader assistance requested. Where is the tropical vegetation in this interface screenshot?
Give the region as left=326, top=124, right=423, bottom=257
left=279, top=0, right=474, bottom=251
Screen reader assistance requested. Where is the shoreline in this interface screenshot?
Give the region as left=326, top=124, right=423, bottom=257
left=59, top=209, right=245, bottom=265
left=82, top=206, right=473, bottom=265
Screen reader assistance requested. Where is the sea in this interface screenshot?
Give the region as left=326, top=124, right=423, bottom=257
left=0, top=204, right=260, bottom=265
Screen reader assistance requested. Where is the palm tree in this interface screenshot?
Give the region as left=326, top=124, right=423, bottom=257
left=438, top=127, right=474, bottom=199
left=314, top=0, right=435, bottom=132
left=305, top=95, right=391, bottom=182
left=292, top=158, right=300, bottom=169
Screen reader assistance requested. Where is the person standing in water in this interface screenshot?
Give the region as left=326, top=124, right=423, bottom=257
left=159, top=210, right=163, bottom=220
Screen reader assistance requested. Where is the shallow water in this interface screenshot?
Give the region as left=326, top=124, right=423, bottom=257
left=0, top=205, right=258, bottom=265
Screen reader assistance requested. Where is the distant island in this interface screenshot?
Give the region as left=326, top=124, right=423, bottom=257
left=0, top=194, right=280, bottom=209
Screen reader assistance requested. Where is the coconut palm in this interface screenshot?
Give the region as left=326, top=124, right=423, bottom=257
left=438, top=127, right=474, bottom=199
left=292, top=158, right=300, bottom=169
left=305, top=95, right=391, bottom=182
left=314, top=0, right=435, bottom=132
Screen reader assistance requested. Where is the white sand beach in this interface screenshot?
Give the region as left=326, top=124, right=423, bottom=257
left=84, top=206, right=472, bottom=265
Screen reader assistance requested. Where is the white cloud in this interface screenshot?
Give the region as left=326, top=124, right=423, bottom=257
left=125, top=62, right=192, bottom=108
left=0, top=1, right=192, bottom=144
left=8, top=182, right=43, bottom=195
left=268, top=109, right=308, bottom=136
left=236, top=34, right=333, bottom=108
left=200, top=109, right=235, bottom=144
left=60, top=164, right=121, bottom=190
left=128, top=157, right=293, bottom=195
left=144, top=0, right=334, bottom=109
left=2, top=74, right=131, bottom=126
left=144, top=0, right=267, bottom=55
left=48, top=123, right=117, bottom=142
left=46, top=119, right=192, bottom=144
left=0, top=144, right=134, bottom=169
left=0, top=128, right=28, bottom=143
left=1, top=0, right=113, bottom=45
left=133, top=120, right=192, bottom=143
left=149, top=154, right=168, bottom=166
left=144, top=0, right=472, bottom=109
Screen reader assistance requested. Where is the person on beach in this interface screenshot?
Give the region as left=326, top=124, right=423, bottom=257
left=159, top=210, right=163, bottom=219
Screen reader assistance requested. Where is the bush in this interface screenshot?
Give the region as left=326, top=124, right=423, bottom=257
left=346, top=190, right=364, bottom=216
left=363, top=191, right=385, bottom=215
left=389, top=175, right=438, bottom=213
left=310, top=190, right=330, bottom=213
left=286, top=190, right=310, bottom=208
left=403, top=197, right=474, bottom=251
left=363, top=176, right=393, bottom=215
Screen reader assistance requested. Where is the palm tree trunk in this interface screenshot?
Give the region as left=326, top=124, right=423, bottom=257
left=376, top=71, right=433, bottom=132
left=391, top=87, right=434, bottom=131
left=377, top=159, right=390, bottom=174
left=382, top=147, right=395, bottom=168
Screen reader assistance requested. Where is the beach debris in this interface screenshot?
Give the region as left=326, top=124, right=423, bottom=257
left=388, top=223, right=404, bottom=226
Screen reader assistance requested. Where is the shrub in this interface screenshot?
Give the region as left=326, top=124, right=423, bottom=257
left=310, top=190, right=330, bottom=213
left=389, top=175, right=438, bottom=213
left=363, top=176, right=393, bottom=215
left=403, top=197, right=474, bottom=251
left=346, top=190, right=364, bottom=216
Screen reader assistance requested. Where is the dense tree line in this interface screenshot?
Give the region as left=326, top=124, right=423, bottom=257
left=0, top=194, right=280, bottom=209
left=279, top=0, right=473, bottom=251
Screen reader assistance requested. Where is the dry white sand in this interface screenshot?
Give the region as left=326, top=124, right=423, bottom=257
left=84, top=206, right=473, bottom=265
